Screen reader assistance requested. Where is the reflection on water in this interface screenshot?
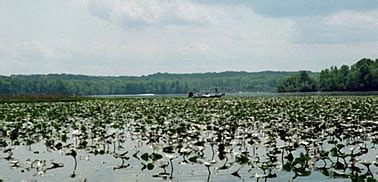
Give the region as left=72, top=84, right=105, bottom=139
left=0, top=97, right=377, bottom=181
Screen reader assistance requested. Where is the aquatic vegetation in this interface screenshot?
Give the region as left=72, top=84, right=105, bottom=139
left=0, top=96, right=377, bottom=181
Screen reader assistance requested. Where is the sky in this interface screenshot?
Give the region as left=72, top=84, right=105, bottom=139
left=0, top=0, right=377, bottom=76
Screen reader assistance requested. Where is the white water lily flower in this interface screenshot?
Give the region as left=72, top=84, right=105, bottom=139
left=299, top=141, right=309, bottom=146
left=198, top=159, right=211, bottom=166
left=37, top=169, right=46, bottom=176
left=9, top=159, right=19, bottom=166
left=164, top=154, right=176, bottom=160
left=171, top=133, right=178, bottom=139
left=346, top=146, right=356, bottom=151
left=360, top=160, right=372, bottom=166
left=196, top=146, right=204, bottom=151
left=32, top=159, right=46, bottom=168
left=72, top=129, right=80, bottom=136
left=232, top=151, right=240, bottom=156
left=254, top=173, right=266, bottom=178
left=276, top=164, right=283, bottom=170
left=225, top=136, right=232, bottom=140
left=79, top=155, right=90, bottom=161
left=179, top=148, right=191, bottom=153
left=25, top=158, right=32, bottom=165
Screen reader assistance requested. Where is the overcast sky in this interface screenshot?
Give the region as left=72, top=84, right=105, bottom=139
left=1, top=0, right=377, bottom=76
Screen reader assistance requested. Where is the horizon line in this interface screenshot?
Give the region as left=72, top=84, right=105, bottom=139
left=1, top=70, right=319, bottom=77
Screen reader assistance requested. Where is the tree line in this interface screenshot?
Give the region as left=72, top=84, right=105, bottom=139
left=277, top=58, right=378, bottom=92
left=0, top=71, right=293, bottom=95
left=2, top=58, right=376, bottom=96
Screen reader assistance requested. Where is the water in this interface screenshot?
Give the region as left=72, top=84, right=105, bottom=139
left=89, top=91, right=378, bottom=98
left=0, top=96, right=377, bottom=181
left=2, top=140, right=375, bottom=181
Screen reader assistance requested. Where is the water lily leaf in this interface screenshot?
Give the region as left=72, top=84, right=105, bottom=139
left=218, top=152, right=226, bottom=161
left=296, top=170, right=311, bottom=177
left=330, top=170, right=349, bottom=178
left=194, top=141, right=205, bottom=146
left=147, top=163, right=154, bottom=170
left=152, top=172, right=169, bottom=178
left=150, top=153, right=163, bottom=161
left=330, top=147, right=338, bottom=157
left=98, top=150, right=105, bottom=155
left=328, top=140, right=338, bottom=144
left=236, top=154, right=249, bottom=165
left=218, top=144, right=225, bottom=152
left=141, top=153, right=149, bottom=161
left=285, top=153, right=294, bottom=162
left=61, top=134, right=68, bottom=142
left=336, top=144, right=345, bottom=149
left=260, top=163, right=269, bottom=171
left=333, top=161, right=346, bottom=170
left=132, top=151, right=140, bottom=160
left=292, top=153, right=310, bottom=167
left=231, top=171, right=241, bottom=179
left=282, top=162, right=292, bottom=172
left=367, top=177, right=377, bottom=182
left=163, top=146, right=175, bottom=154
left=188, top=156, right=199, bottom=163
left=218, top=165, right=230, bottom=170
left=266, top=173, right=277, bottom=178
left=55, top=142, right=63, bottom=150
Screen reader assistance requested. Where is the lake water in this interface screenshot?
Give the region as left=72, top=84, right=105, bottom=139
left=89, top=91, right=378, bottom=98
left=0, top=96, right=377, bottom=181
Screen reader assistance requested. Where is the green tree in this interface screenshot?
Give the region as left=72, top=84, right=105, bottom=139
left=277, top=71, right=317, bottom=92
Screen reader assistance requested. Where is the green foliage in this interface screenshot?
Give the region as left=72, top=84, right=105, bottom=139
left=277, top=71, right=317, bottom=92
left=162, top=146, right=175, bottom=154
left=188, top=156, right=199, bottom=163
left=235, top=153, right=249, bottom=165
left=278, top=58, right=378, bottom=92
left=367, top=177, right=378, bottom=182
left=150, top=153, right=163, bottom=161
left=0, top=72, right=294, bottom=95
left=319, top=58, right=378, bottom=91
left=1, top=58, right=377, bottom=95
left=141, top=153, right=149, bottom=161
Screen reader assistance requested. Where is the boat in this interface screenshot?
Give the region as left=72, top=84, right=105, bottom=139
left=188, top=88, right=225, bottom=98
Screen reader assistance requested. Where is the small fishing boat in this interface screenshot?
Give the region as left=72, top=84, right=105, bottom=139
left=188, top=88, right=225, bottom=98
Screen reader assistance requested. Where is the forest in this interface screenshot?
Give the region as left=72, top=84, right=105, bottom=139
left=1, top=58, right=377, bottom=96
left=277, top=58, right=378, bottom=92
left=0, top=71, right=294, bottom=95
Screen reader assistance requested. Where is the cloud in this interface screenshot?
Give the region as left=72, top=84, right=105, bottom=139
left=195, top=0, right=378, bottom=17
left=1, top=0, right=378, bottom=76
left=293, top=9, right=378, bottom=44
left=19, top=41, right=74, bottom=60
left=324, top=10, right=378, bottom=28
left=178, top=42, right=216, bottom=56
left=77, top=0, right=223, bottom=28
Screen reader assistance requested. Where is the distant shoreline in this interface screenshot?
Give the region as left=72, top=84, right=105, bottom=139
left=90, top=91, right=378, bottom=98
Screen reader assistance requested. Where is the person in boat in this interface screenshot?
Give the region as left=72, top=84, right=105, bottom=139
left=188, top=88, right=225, bottom=98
